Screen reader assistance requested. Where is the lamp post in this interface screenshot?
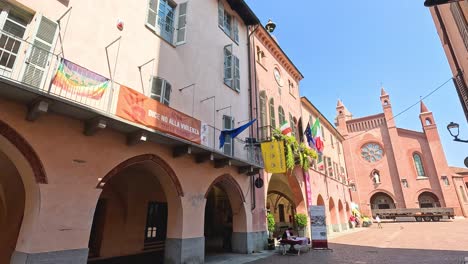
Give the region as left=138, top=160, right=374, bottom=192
left=447, top=122, right=468, bottom=143
left=424, top=0, right=463, bottom=7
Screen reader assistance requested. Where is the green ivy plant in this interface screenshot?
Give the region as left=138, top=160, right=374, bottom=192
left=295, top=213, right=308, bottom=230
left=267, top=213, right=276, bottom=238
left=271, top=129, right=318, bottom=171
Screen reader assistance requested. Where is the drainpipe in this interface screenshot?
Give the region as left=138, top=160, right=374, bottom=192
left=247, top=24, right=260, bottom=211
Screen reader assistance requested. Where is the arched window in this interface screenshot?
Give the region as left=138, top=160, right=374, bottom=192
left=278, top=106, right=286, bottom=125
left=460, top=186, right=468, bottom=203
left=259, top=91, right=267, bottom=139
left=413, top=153, right=426, bottom=177
left=269, top=98, right=276, bottom=128
left=289, top=113, right=296, bottom=136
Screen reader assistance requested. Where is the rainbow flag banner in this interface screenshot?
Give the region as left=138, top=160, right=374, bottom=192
left=51, top=59, right=109, bottom=100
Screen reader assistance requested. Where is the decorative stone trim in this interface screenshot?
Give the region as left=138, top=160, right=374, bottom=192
left=98, top=154, right=184, bottom=197
left=0, top=119, right=47, bottom=183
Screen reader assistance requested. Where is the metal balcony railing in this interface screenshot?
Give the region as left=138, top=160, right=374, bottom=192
left=0, top=30, right=263, bottom=167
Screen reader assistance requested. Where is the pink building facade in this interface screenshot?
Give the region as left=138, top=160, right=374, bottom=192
left=336, top=88, right=468, bottom=217
left=0, top=0, right=267, bottom=263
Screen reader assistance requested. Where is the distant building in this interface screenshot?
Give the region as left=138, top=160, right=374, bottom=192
left=335, top=88, right=468, bottom=217
left=428, top=2, right=468, bottom=122
left=301, top=97, right=352, bottom=233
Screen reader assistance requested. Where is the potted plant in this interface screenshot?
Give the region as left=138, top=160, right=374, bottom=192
left=267, top=213, right=276, bottom=250
left=295, top=213, right=308, bottom=237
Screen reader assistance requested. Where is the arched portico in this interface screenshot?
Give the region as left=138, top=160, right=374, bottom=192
left=204, top=174, right=248, bottom=255
left=88, top=154, right=184, bottom=264
left=370, top=191, right=396, bottom=210
left=338, top=200, right=347, bottom=231
left=266, top=173, right=306, bottom=238
left=329, top=198, right=340, bottom=232
left=418, top=191, right=441, bottom=208
left=0, top=120, right=43, bottom=264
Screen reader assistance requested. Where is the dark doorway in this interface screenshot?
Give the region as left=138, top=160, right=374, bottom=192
left=205, top=185, right=232, bottom=253
left=89, top=199, right=107, bottom=258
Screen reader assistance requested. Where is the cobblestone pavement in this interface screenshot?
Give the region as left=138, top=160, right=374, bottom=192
left=248, top=219, right=468, bottom=264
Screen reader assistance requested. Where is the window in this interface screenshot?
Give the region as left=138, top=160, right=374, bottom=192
left=450, top=2, right=468, bottom=51
left=361, top=143, right=384, bottom=163
left=321, top=125, right=325, bottom=140
left=327, top=157, right=333, bottom=177
left=218, top=0, right=239, bottom=43
left=289, top=113, right=295, bottom=136
left=223, top=44, right=240, bottom=91
left=330, top=135, right=334, bottom=148
left=278, top=106, right=286, bottom=125
left=269, top=98, right=276, bottom=128
left=223, top=115, right=234, bottom=155
left=147, top=0, right=176, bottom=44
left=333, top=162, right=338, bottom=180
left=460, top=186, right=468, bottom=203
left=278, top=204, right=285, bottom=222
left=256, top=46, right=265, bottom=65
left=288, top=79, right=295, bottom=97
left=176, top=2, right=188, bottom=44
left=259, top=91, right=267, bottom=139
left=0, top=8, right=29, bottom=77
left=309, top=115, right=313, bottom=128
left=413, top=153, right=426, bottom=177
left=145, top=202, right=168, bottom=243
left=150, top=77, right=171, bottom=105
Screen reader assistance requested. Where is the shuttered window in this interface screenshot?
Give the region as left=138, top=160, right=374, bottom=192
left=0, top=10, right=29, bottom=75
left=218, top=0, right=239, bottom=43
left=176, top=2, right=187, bottom=44
left=22, top=14, right=58, bottom=88
left=223, top=115, right=234, bottom=155
left=223, top=44, right=240, bottom=91
left=269, top=98, right=276, bottom=128
left=150, top=76, right=171, bottom=105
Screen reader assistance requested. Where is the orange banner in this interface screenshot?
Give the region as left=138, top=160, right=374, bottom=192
left=116, top=85, right=201, bottom=144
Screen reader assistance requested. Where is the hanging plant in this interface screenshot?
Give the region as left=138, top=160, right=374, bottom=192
left=271, top=129, right=318, bottom=171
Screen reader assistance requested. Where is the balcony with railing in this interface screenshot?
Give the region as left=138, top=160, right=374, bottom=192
left=0, top=29, right=263, bottom=171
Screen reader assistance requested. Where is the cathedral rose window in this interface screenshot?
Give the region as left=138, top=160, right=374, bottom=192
left=361, top=143, right=383, bottom=163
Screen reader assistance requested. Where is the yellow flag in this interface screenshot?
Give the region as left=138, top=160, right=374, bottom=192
left=261, top=141, right=286, bottom=173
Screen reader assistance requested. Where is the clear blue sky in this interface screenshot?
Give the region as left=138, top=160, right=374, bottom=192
left=245, top=0, right=468, bottom=167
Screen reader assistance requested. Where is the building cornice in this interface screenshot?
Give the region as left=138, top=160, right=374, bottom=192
left=255, top=27, right=304, bottom=82
left=301, top=97, right=344, bottom=141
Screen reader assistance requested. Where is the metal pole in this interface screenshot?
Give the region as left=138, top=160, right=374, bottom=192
left=179, top=83, right=196, bottom=116
left=105, top=37, right=121, bottom=113
left=200, top=96, right=216, bottom=148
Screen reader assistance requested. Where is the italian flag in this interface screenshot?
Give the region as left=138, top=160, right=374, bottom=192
left=311, top=118, right=324, bottom=153
left=280, top=121, right=292, bottom=135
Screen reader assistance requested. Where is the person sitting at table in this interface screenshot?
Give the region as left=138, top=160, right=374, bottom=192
left=282, top=227, right=294, bottom=240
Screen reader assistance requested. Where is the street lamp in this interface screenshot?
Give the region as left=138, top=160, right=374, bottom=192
left=424, top=0, right=463, bottom=7
left=447, top=122, right=468, bottom=143
left=265, top=19, right=276, bottom=33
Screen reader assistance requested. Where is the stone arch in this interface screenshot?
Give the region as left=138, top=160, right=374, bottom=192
left=0, top=119, right=47, bottom=183
left=317, top=194, right=325, bottom=206
left=338, top=199, right=346, bottom=229
left=204, top=174, right=247, bottom=232
left=329, top=197, right=338, bottom=230
left=89, top=154, right=185, bottom=260
left=0, top=121, right=42, bottom=261
left=417, top=191, right=441, bottom=208
left=99, top=154, right=184, bottom=197
left=370, top=191, right=396, bottom=210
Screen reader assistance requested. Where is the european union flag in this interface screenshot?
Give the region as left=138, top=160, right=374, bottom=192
left=219, top=119, right=257, bottom=148
left=305, top=122, right=316, bottom=149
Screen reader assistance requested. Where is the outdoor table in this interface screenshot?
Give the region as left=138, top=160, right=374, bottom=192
left=279, top=237, right=309, bottom=255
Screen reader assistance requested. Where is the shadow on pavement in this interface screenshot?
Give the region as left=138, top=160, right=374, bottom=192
left=247, top=243, right=467, bottom=264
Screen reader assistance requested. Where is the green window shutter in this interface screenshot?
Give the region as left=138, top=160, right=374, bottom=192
left=176, top=2, right=188, bottom=44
